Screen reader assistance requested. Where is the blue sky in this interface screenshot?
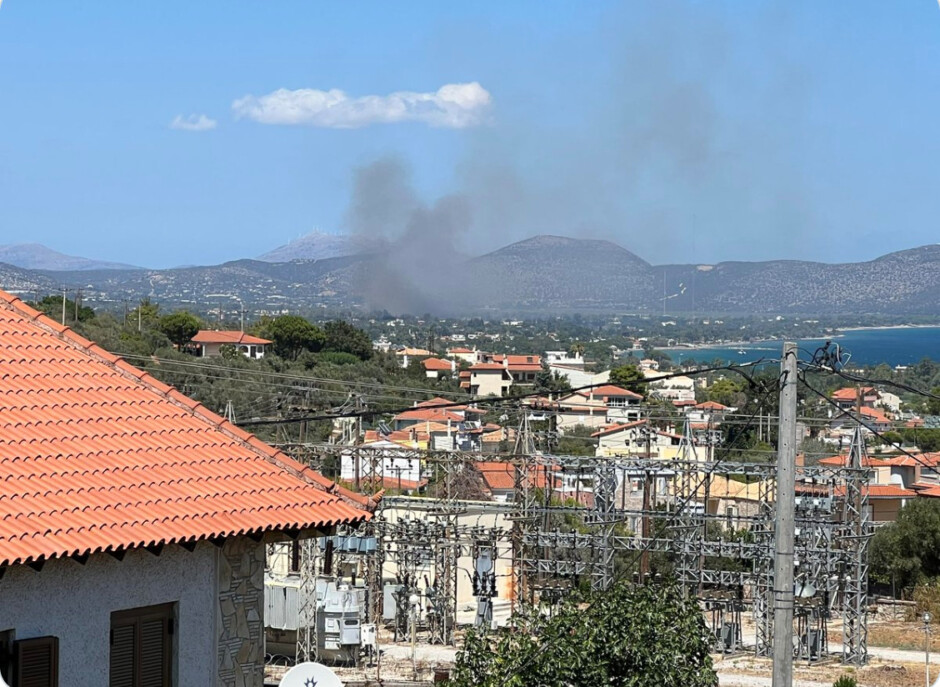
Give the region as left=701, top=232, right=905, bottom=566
left=1, top=1, right=939, bottom=268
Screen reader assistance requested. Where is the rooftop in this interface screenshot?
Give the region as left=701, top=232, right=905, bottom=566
left=0, top=290, right=370, bottom=569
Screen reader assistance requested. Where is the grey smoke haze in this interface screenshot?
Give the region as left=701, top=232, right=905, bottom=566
left=346, top=157, right=470, bottom=314
left=344, top=2, right=813, bottom=313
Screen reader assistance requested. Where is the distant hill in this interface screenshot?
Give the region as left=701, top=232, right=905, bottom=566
left=466, top=235, right=658, bottom=311
left=0, top=243, right=140, bottom=271
left=257, top=231, right=360, bottom=262
left=2, top=235, right=939, bottom=316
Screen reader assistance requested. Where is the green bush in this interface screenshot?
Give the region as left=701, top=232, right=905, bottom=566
left=832, top=674, right=857, bottom=687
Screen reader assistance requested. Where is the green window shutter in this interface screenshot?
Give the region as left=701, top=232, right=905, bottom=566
left=14, top=636, right=58, bottom=687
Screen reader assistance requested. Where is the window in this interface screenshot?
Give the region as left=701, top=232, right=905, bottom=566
left=13, top=635, right=59, bottom=687
left=110, top=603, right=174, bottom=687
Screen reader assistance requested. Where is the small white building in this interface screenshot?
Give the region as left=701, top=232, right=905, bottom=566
left=191, top=330, right=271, bottom=359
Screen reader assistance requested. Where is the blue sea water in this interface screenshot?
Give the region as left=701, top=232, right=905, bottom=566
left=662, top=327, right=940, bottom=368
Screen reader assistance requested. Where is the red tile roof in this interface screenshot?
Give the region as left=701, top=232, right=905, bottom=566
left=474, top=461, right=554, bottom=491
left=471, top=363, right=510, bottom=371
left=859, top=485, right=917, bottom=499
left=0, top=291, right=370, bottom=568
left=592, top=420, right=647, bottom=437
left=817, top=454, right=887, bottom=468
left=393, top=408, right=465, bottom=423
left=191, top=330, right=271, bottom=345
left=577, top=385, right=643, bottom=400
left=422, top=357, right=454, bottom=371
left=832, top=387, right=877, bottom=401
left=694, top=401, right=728, bottom=410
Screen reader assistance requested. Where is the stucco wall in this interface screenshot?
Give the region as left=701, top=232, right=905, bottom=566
left=0, top=543, right=218, bottom=687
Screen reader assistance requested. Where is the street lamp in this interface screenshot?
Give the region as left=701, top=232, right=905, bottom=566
left=925, top=612, right=932, bottom=687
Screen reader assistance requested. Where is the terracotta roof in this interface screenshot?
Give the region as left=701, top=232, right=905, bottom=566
left=415, top=397, right=466, bottom=409
left=393, top=408, right=465, bottom=423
left=0, top=291, right=370, bottom=568
left=191, top=330, right=271, bottom=345
left=396, top=348, right=433, bottom=356
left=917, top=486, right=940, bottom=498
left=422, top=357, right=454, bottom=371
left=447, top=347, right=474, bottom=354
left=474, top=461, right=553, bottom=491
left=832, top=387, right=877, bottom=401
left=817, top=454, right=886, bottom=468
left=592, top=420, right=647, bottom=438
left=858, top=485, right=917, bottom=499
left=694, top=401, right=728, bottom=410
left=860, top=406, right=892, bottom=423
left=577, top=385, right=643, bottom=400
left=471, top=363, right=510, bottom=371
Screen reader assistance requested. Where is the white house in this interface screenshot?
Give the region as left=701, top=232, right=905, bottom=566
left=0, top=289, right=371, bottom=687
left=467, top=363, right=513, bottom=397
left=190, top=330, right=271, bottom=359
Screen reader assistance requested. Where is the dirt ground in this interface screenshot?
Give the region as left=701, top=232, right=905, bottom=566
left=869, top=621, right=939, bottom=653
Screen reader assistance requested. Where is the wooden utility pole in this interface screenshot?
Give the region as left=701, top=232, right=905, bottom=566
left=772, top=342, right=798, bottom=687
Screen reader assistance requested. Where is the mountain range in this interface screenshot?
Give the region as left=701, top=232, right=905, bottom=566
left=0, top=243, right=140, bottom=271
left=1, top=235, right=938, bottom=316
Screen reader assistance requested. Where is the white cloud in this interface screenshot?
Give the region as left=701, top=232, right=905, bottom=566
left=170, top=114, right=218, bottom=132
left=231, top=82, right=491, bottom=129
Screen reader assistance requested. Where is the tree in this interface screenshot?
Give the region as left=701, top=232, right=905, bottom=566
left=128, top=298, right=161, bottom=331
left=158, top=311, right=201, bottom=348
left=262, top=315, right=325, bottom=360
left=706, top=378, right=743, bottom=407
left=534, top=369, right=571, bottom=394
left=609, top=363, right=648, bottom=396
left=31, top=294, right=95, bottom=323
left=323, top=320, right=373, bottom=360
left=927, top=387, right=940, bottom=416
left=870, top=498, right=940, bottom=595
left=448, top=582, right=717, bottom=687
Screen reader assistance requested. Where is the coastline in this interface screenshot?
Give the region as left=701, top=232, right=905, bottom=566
left=658, top=324, right=940, bottom=352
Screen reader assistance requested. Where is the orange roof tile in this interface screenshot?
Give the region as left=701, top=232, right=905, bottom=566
left=694, top=401, right=728, bottom=410
left=577, top=385, right=643, bottom=400
left=592, top=420, right=647, bottom=437
left=393, top=408, right=465, bottom=423
left=191, top=330, right=271, bottom=345
left=422, top=357, right=455, bottom=371
left=471, top=363, right=509, bottom=371
left=832, top=387, right=877, bottom=401
left=0, top=291, right=370, bottom=568
left=817, top=454, right=886, bottom=468
left=474, top=461, right=554, bottom=491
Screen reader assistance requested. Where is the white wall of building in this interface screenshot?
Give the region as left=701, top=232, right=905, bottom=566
left=0, top=544, right=218, bottom=687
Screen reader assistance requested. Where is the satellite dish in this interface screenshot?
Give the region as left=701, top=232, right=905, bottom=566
left=279, top=662, right=345, bottom=687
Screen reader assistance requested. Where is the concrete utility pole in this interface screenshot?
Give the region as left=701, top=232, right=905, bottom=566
left=773, top=342, right=798, bottom=687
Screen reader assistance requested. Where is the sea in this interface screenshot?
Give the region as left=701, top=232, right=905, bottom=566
left=660, top=327, right=940, bottom=368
